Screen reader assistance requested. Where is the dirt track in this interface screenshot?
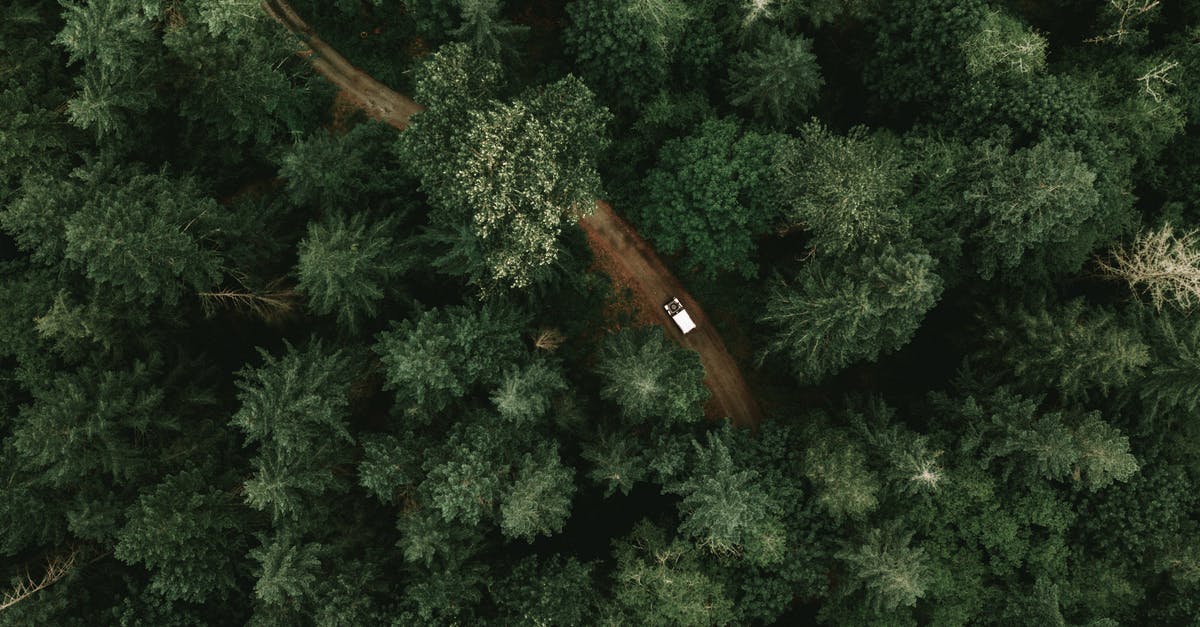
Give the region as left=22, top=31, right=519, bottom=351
left=263, top=0, right=762, bottom=427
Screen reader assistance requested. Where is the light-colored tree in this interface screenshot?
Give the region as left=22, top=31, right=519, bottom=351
left=1099, top=224, right=1200, bottom=311
left=963, top=10, right=1047, bottom=78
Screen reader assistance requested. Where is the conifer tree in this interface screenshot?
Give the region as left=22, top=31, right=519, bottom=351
left=373, top=303, right=526, bottom=414
left=671, top=433, right=786, bottom=565
left=836, top=527, right=929, bottom=611
left=803, top=431, right=881, bottom=520
left=610, top=521, right=736, bottom=626
left=595, top=327, right=709, bottom=426
left=296, top=211, right=406, bottom=332
left=451, top=0, right=528, bottom=59
left=982, top=299, right=1150, bottom=401
left=499, top=447, right=576, bottom=542
left=776, top=123, right=911, bottom=253
left=231, top=341, right=355, bottom=522
left=114, top=469, right=248, bottom=603
left=761, top=244, right=943, bottom=383
left=727, top=29, right=823, bottom=129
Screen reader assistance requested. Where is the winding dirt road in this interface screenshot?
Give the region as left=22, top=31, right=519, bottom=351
left=262, top=0, right=762, bottom=427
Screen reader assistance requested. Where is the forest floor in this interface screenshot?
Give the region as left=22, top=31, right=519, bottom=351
left=262, top=0, right=762, bottom=427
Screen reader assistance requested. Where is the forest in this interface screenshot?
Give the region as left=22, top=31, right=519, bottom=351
left=2, top=0, right=1200, bottom=624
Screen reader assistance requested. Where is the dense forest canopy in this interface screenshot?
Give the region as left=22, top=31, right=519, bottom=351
left=2, top=0, right=1200, bottom=624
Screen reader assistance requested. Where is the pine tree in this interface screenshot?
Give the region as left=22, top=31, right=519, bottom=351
left=671, top=433, right=786, bottom=565
left=296, top=211, right=406, bottom=332
left=595, top=327, right=709, bottom=426
left=966, top=138, right=1100, bottom=279
left=802, top=432, right=881, bottom=520
left=499, top=447, right=576, bottom=542
left=836, top=527, right=929, bottom=611
left=761, top=244, right=943, bottom=383
left=962, top=9, right=1048, bottom=79
left=610, top=521, right=736, bottom=626
left=727, top=29, right=823, bottom=129
left=373, top=303, right=526, bottom=414
left=491, top=555, right=597, bottom=626
left=776, top=123, right=911, bottom=253
left=451, top=0, right=528, bottom=59
left=490, top=359, right=568, bottom=426
left=114, top=469, right=248, bottom=603
left=981, top=299, right=1150, bottom=401
left=10, top=360, right=169, bottom=489
left=231, top=341, right=355, bottom=522
left=248, top=532, right=324, bottom=607
left=582, top=431, right=648, bottom=497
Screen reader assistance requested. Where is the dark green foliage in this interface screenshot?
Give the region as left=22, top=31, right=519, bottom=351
left=610, top=521, right=736, bottom=626
left=492, top=555, right=597, bottom=625
left=942, top=389, right=1139, bottom=491
left=981, top=299, right=1150, bottom=401
left=296, top=212, right=406, bottom=331
left=10, top=360, right=169, bottom=488
left=5, top=0, right=1200, bottom=622
left=670, top=433, right=787, bottom=565
left=776, top=123, right=911, bottom=253
left=727, top=29, right=823, bottom=129
left=761, top=244, right=943, bottom=382
left=639, top=118, right=787, bottom=277
left=595, top=327, right=709, bottom=426
left=373, top=303, right=526, bottom=413
left=499, top=447, right=576, bottom=541
left=451, top=0, right=528, bottom=59
left=965, top=139, right=1102, bottom=279
left=232, top=341, right=355, bottom=522
left=835, top=527, right=929, bottom=612
left=114, top=470, right=247, bottom=603
left=563, top=0, right=678, bottom=106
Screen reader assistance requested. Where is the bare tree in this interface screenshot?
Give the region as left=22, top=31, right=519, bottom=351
left=1, top=548, right=79, bottom=612
left=198, top=276, right=298, bottom=323
left=1099, top=224, right=1200, bottom=311
left=1086, top=0, right=1160, bottom=45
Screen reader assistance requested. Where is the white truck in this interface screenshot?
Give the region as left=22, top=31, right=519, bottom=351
left=663, top=297, right=697, bottom=335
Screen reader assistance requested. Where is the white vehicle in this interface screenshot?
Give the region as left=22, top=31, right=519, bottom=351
left=663, top=297, right=697, bottom=335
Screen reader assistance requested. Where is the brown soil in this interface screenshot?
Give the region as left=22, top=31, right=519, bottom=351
left=263, top=0, right=762, bottom=428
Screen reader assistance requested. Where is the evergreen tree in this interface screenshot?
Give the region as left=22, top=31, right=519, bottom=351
left=803, top=431, right=881, bottom=521
left=610, top=521, right=736, bottom=626
left=776, top=123, right=911, bottom=253
left=761, top=244, right=943, bottom=383
left=499, top=447, right=576, bottom=542
left=595, top=327, right=709, bottom=426
left=296, top=212, right=407, bottom=332
left=981, top=299, right=1150, bottom=401
left=373, top=303, right=526, bottom=415
left=966, top=138, right=1101, bottom=279
left=639, top=117, right=787, bottom=277
left=114, top=469, right=248, bottom=603
left=835, top=527, right=929, bottom=612
left=231, top=341, right=356, bottom=522
left=450, top=0, right=528, bottom=59
left=671, top=433, right=787, bottom=565
left=727, top=29, right=823, bottom=129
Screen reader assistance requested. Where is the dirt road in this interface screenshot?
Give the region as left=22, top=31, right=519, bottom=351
left=262, top=0, right=762, bottom=427
left=262, top=0, right=425, bottom=129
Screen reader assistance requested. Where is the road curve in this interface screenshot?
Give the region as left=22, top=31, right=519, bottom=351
left=262, top=0, right=762, bottom=427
